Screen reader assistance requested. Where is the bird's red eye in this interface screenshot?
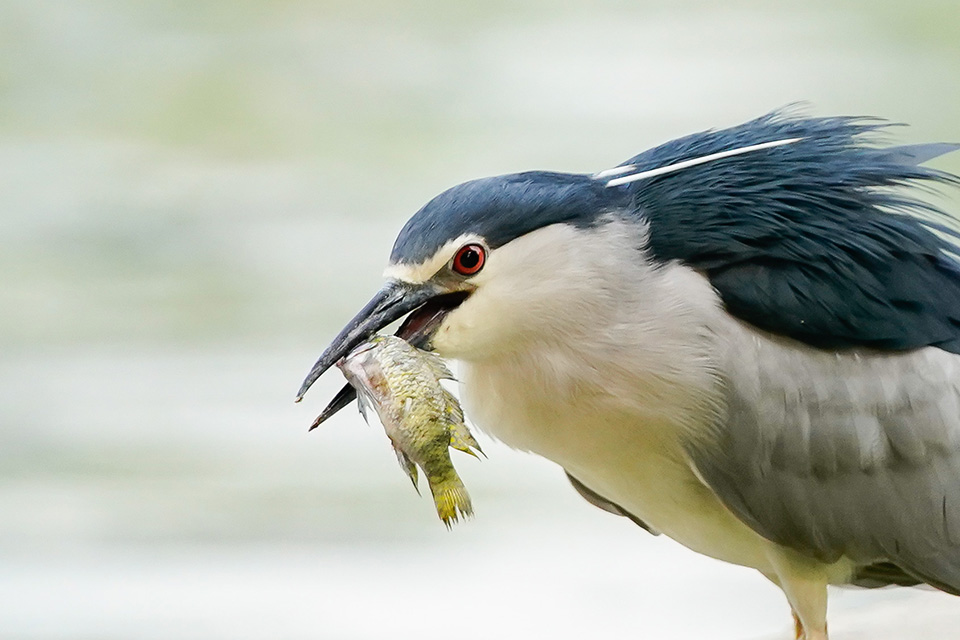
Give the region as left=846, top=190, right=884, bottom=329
left=452, top=244, right=486, bottom=276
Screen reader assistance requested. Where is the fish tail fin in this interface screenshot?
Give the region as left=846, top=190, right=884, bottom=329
left=428, top=474, right=473, bottom=528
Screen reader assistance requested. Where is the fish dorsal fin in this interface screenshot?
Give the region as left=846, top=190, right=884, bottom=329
left=442, top=388, right=464, bottom=424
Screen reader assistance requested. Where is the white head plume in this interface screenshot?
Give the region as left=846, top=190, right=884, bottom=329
left=596, top=137, right=804, bottom=187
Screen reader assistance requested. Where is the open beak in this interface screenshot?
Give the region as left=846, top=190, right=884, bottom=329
left=296, top=279, right=470, bottom=426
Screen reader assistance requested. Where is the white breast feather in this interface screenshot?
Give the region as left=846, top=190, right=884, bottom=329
left=430, top=218, right=960, bottom=580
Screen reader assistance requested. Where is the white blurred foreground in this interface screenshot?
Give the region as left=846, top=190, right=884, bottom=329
left=1, top=348, right=958, bottom=639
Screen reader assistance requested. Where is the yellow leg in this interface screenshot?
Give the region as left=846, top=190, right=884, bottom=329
left=792, top=610, right=803, bottom=640
left=764, top=552, right=829, bottom=640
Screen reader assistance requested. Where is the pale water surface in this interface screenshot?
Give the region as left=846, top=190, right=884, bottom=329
left=2, top=1, right=960, bottom=638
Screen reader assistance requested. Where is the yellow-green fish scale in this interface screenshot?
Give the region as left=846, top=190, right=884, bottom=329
left=338, top=335, right=479, bottom=526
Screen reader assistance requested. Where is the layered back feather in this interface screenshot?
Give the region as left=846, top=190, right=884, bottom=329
left=610, top=111, right=960, bottom=352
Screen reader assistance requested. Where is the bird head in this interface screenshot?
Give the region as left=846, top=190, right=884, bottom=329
left=295, top=110, right=960, bottom=426
left=295, top=170, right=632, bottom=405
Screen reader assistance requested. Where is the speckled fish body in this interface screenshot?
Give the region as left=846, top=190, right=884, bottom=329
left=337, top=335, right=482, bottom=526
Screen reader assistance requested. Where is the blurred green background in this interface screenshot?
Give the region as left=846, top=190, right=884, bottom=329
left=1, top=1, right=959, bottom=638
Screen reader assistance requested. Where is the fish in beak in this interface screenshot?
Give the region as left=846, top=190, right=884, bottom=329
left=295, top=279, right=470, bottom=428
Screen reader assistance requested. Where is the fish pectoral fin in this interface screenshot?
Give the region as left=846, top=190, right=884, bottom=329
left=355, top=389, right=376, bottom=426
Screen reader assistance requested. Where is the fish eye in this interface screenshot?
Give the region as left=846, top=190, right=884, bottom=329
left=452, top=244, right=486, bottom=276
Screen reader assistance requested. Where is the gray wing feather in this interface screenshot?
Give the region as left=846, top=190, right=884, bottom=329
left=566, top=472, right=659, bottom=535
left=691, top=330, right=960, bottom=593
left=877, top=142, right=960, bottom=166
left=852, top=561, right=921, bottom=588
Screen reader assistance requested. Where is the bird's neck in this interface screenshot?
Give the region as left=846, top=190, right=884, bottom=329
left=458, top=263, right=726, bottom=467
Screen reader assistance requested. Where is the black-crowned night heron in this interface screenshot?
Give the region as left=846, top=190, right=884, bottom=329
left=296, top=111, right=960, bottom=640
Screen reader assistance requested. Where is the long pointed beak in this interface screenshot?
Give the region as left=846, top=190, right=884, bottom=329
left=308, top=383, right=357, bottom=430
left=295, top=280, right=442, bottom=402
left=305, top=286, right=467, bottom=430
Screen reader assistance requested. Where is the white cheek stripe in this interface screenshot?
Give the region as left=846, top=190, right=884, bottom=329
left=383, top=234, right=485, bottom=284
left=599, top=137, right=804, bottom=187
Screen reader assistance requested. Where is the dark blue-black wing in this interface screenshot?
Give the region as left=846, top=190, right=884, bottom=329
left=615, top=111, right=960, bottom=353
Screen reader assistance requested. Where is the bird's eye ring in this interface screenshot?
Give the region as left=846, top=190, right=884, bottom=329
left=452, top=244, right=486, bottom=276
